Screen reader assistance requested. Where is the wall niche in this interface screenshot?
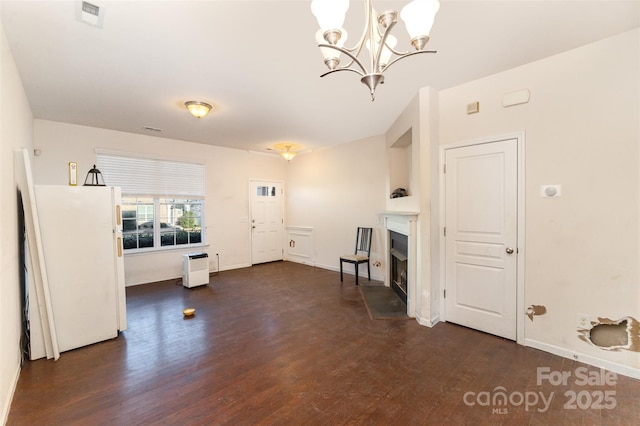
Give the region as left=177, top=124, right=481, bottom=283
left=389, top=128, right=412, bottom=198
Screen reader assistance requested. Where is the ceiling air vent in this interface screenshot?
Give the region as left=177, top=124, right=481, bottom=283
left=78, top=1, right=104, bottom=28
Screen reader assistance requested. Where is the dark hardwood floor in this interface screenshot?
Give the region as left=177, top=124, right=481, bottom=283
left=8, top=261, right=640, bottom=425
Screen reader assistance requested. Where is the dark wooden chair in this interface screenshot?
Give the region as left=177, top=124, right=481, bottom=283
left=339, top=227, right=373, bottom=286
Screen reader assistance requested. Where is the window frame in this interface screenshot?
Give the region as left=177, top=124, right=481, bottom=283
left=121, top=197, right=205, bottom=253
left=96, top=151, right=206, bottom=254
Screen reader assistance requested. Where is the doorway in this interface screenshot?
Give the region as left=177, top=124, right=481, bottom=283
left=441, top=134, right=524, bottom=341
left=250, top=180, right=284, bottom=265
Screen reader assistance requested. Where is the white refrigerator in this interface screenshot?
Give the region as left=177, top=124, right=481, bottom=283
left=29, top=185, right=127, bottom=359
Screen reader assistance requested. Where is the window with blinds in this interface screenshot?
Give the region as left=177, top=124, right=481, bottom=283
left=96, top=152, right=205, bottom=252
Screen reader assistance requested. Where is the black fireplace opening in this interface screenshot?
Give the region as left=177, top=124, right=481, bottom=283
left=389, top=230, right=408, bottom=305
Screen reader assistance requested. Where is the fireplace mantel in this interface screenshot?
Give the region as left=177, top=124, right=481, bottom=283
left=381, top=212, right=419, bottom=317
left=381, top=212, right=418, bottom=236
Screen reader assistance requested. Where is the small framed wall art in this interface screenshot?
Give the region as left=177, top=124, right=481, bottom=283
left=68, top=162, right=78, bottom=186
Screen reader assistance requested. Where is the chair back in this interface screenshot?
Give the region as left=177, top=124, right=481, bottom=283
left=354, top=227, right=373, bottom=256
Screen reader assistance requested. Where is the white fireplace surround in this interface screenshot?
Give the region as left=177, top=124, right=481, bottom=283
left=382, top=212, right=418, bottom=317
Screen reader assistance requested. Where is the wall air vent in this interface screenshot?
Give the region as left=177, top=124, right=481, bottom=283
left=143, top=126, right=164, bottom=132
left=78, top=1, right=104, bottom=28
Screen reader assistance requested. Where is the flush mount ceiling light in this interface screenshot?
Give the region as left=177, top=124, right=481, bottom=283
left=311, top=0, right=440, bottom=101
left=185, top=101, right=212, bottom=118
left=281, top=151, right=296, bottom=161
left=274, top=143, right=299, bottom=161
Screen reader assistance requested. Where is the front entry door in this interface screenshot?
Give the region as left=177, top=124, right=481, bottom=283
left=444, top=139, right=518, bottom=340
left=250, top=180, right=283, bottom=265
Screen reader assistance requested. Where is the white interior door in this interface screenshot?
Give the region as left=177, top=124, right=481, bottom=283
left=250, top=180, right=284, bottom=264
left=444, top=139, right=518, bottom=340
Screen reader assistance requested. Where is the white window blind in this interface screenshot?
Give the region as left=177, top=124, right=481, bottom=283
left=96, top=153, right=205, bottom=198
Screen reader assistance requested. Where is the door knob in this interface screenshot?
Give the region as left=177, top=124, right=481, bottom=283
left=505, top=247, right=514, bottom=254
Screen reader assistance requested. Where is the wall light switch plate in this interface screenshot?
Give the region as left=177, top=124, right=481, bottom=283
left=540, top=184, right=561, bottom=197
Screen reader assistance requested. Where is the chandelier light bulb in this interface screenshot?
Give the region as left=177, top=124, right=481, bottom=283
left=366, top=34, right=397, bottom=69
left=401, top=0, right=440, bottom=48
left=316, top=28, right=348, bottom=70
left=311, top=0, right=350, bottom=32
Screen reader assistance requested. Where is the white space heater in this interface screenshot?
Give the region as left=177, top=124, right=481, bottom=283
left=182, top=252, right=209, bottom=288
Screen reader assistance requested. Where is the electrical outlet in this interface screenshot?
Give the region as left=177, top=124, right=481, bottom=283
left=577, top=313, right=591, bottom=329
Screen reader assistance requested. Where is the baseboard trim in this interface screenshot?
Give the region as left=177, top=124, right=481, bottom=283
left=284, top=257, right=315, bottom=267
left=126, top=262, right=254, bottom=287
left=2, top=363, right=21, bottom=425
left=220, top=262, right=252, bottom=272
left=314, top=262, right=384, bottom=282
left=415, top=315, right=431, bottom=327
left=415, top=314, right=440, bottom=328
left=524, top=338, right=640, bottom=380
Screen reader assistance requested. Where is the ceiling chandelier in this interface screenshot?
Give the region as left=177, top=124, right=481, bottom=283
left=311, top=0, right=440, bottom=101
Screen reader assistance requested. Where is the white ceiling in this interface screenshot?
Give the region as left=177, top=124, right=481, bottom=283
left=1, top=1, right=638, bottom=154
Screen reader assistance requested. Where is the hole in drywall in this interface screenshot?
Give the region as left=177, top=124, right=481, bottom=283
left=590, top=321, right=629, bottom=348
left=577, top=316, right=640, bottom=352
left=526, top=304, right=547, bottom=321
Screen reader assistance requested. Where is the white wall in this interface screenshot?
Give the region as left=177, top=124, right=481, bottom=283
left=439, top=29, right=640, bottom=372
left=33, top=120, right=286, bottom=285
left=383, top=88, right=441, bottom=325
left=285, top=135, right=387, bottom=280
left=0, top=24, right=34, bottom=424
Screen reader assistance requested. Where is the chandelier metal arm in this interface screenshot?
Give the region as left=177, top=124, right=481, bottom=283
left=382, top=49, right=437, bottom=73
left=317, top=43, right=368, bottom=76
left=358, top=0, right=375, bottom=68
left=387, top=45, right=419, bottom=57
left=373, top=19, right=398, bottom=73
left=333, top=0, right=375, bottom=72
left=319, top=67, right=365, bottom=79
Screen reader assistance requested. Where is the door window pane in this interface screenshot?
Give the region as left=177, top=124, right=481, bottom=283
left=256, top=186, right=276, bottom=197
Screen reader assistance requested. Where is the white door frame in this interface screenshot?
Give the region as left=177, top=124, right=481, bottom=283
left=249, top=179, right=284, bottom=265
left=438, top=132, right=526, bottom=345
